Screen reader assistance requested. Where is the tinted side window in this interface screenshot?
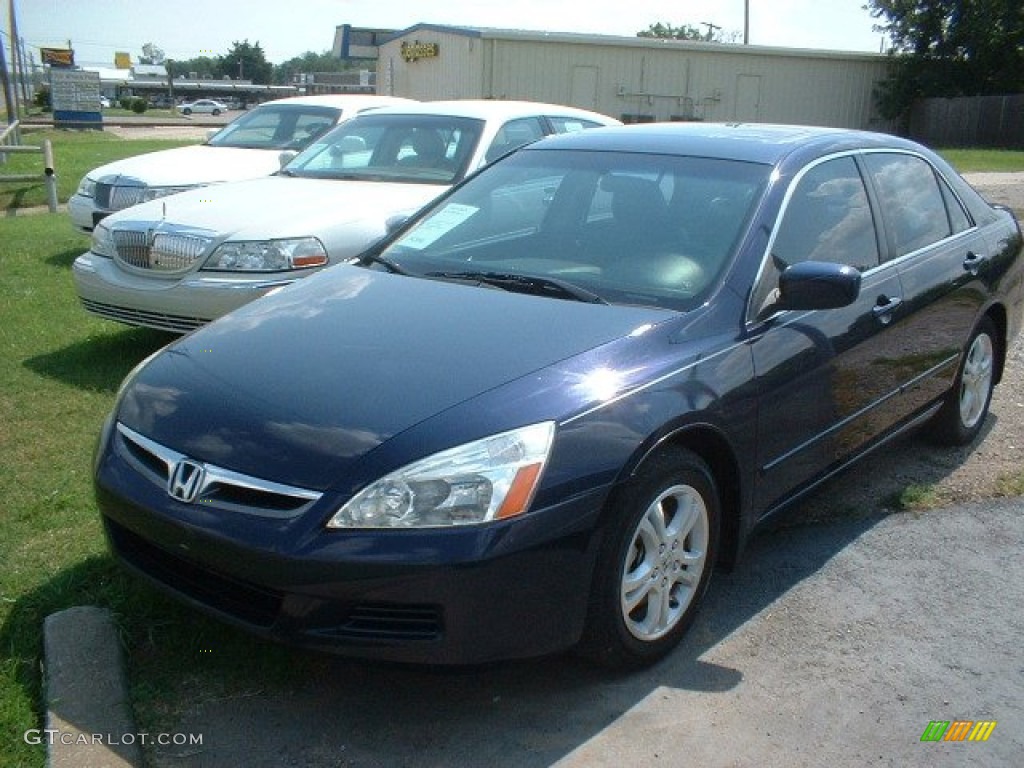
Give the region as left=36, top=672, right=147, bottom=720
left=772, top=156, right=878, bottom=271
left=864, top=153, right=951, bottom=256
left=485, top=118, right=546, bottom=163
left=940, top=178, right=973, bottom=235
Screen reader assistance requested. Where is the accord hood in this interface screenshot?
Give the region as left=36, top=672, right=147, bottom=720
left=105, top=177, right=445, bottom=241
left=90, top=145, right=284, bottom=187
left=117, top=266, right=672, bottom=490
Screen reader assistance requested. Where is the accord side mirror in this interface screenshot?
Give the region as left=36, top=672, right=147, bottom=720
left=778, top=260, right=861, bottom=311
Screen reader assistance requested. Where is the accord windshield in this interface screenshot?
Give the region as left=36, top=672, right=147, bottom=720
left=375, top=148, right=771, bottom=311
left=206, top=105, right=342, bottom=150
left=283, top=114, right=486, bottom=185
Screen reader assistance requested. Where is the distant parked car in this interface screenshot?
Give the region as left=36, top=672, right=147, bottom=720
left=178, top=99, right=228, bottom=116
left=68, top=94, right=413, bottom=233
left=72, top=100, right=621, bottom=332
left=99, top=96, right=111, bottom=109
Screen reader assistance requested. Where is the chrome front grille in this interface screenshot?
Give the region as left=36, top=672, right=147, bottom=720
left=112, top=230, right=210, bottom=272
left=115, top=423, right=322, bottom=518
left=109, top=184, right=145, bottom=210
left=95, top=182, right=145, bottom=211
left=112, top=230, right=150, bottom=268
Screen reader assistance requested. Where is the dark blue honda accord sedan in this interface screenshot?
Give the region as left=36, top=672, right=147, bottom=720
left=94, top=123, right=1024, bottom=667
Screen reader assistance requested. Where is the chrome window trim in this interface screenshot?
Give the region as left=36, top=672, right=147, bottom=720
left=744, top=148, right=980, bottom=327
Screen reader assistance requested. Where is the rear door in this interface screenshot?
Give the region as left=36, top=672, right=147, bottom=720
left=861, top=151, right=987, bottom=411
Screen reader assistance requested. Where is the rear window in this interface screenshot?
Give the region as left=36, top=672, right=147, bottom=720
left=207, top=105, right=341, bottom=150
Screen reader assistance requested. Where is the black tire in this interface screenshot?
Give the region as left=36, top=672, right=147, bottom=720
left=928, top=316, right=998, bottom=446
left=182, top=108, right=192, bottom=115
left=212, top=109, right=220, bottom=116
left=579, top=447, right=720, bottom=669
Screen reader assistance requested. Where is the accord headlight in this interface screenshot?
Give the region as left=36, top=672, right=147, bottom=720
left=76, top=176, right=97, bottom=198
left=203, top=237, right=329, bottom=272
left=327, top=422, right=556, bottom=529
left=141, top=184, right=200, bottom=202
left=91, top=223, right=116, bottom=259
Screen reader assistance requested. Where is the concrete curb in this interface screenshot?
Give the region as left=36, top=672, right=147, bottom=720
left=43, top=606, right=141, bottom=768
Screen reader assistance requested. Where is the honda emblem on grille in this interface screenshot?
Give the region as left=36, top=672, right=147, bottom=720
left=168, top=459, right=205, bottom=503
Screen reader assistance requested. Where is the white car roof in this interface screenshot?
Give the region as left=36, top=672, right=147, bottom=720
left=256, top=94, right=415, bottom=111
left=356, top=99, right=620, bottom=124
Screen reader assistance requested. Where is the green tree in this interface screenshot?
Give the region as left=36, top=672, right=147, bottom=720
left=219, top=40, right=273, bottom=84
left=170, top=56, right=218, bottom=80
left=273, top=50, right=358, bottom=86
left=868, top=0, right=1024, bottom=122
left=637, top=22, right=733, bottom=42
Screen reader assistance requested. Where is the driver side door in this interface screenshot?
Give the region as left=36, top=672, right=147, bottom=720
left=748, top=154, right=910, bottom=513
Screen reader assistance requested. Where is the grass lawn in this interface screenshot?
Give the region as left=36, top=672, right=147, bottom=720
left=0, top=130, right=307, bottom=767
left=1, top=128, right=198, bottom=210
left=0, top=215, right=314, bottom=768
left=937, top=147, right=1024, bottom=172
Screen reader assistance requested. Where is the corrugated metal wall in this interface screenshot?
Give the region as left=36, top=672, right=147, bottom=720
left=379, top=30, right=486, bottom=100
left=379, top=29, right=892, bottom=131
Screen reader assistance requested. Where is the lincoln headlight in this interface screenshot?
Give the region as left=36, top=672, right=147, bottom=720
left=76, top=176, right=97, bottom=198
left=91, top=223, right=116, bottom=259
left=203, top=237, right=329, bottom=272
left=328, top=422, right=556, bottom=528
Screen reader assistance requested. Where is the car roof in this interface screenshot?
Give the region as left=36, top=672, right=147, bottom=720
left=354, top=99, right=620, bottom=124
left=258, top=94, right=415, bottom=110
left=524, top=122, right=924, bottom=165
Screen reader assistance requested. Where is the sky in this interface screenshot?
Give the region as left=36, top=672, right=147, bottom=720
left=3, top=0, right=888, bottom=68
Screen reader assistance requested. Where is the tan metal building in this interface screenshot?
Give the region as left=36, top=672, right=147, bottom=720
left=376, top=24, right=892, bottom=130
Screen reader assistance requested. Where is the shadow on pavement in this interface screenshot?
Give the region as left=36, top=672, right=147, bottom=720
left=151, top=512, right=884, bottom=768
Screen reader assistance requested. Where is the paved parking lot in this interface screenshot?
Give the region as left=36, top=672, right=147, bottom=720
left=152, top=498, right=1023, bottom=768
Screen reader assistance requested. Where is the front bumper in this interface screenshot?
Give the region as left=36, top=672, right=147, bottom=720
left=72, top=252, right=295, bottom=333
left=95, top=428, right=606, bottom=665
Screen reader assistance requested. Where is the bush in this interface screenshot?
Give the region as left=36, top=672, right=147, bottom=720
left=33, top=87, right=52, bottom=111
left=119, top=97, right=133, bottom=110
left=129, top=97, right=148, bottom=114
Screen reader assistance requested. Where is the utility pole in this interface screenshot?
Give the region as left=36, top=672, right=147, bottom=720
left=1, top=29, right=18, bottom=125
left=744, top=0, right=750, bottom=44
left=7, top=0, right=22, bottom=116
left=167, top=58, right=174, bottom=106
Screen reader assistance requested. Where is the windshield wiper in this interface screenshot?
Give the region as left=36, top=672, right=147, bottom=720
left=426, top=270, right=607, bottom=304
left=359, top=251, right=413, bottom=276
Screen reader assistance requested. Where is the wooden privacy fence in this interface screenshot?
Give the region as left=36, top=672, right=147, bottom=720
left=1, top=121, right=59, bottom=212
left=909, top=95, right=1024, bottom=149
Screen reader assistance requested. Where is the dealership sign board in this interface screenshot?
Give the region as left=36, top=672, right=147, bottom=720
left=50, top=68, right=103, bottom=127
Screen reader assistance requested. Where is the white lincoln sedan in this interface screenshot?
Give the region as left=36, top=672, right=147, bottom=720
left=72, top=100, right=620, bottom=333
left=68, top=94, right=412, bottom=234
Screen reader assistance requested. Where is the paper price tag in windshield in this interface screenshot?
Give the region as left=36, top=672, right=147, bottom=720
left=399, top=204, right=478, bottom=250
